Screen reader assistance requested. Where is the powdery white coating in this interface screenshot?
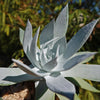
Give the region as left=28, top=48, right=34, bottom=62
left=0, top=4, right=100, bottom=100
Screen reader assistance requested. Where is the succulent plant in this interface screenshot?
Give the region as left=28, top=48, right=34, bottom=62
left=0, top=4, right=100, bottom=100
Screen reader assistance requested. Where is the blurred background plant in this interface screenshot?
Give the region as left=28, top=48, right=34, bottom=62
left=0, top=0, right=100, bottom=100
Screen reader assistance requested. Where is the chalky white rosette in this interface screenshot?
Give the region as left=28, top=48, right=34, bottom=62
left=0, top=4, right=100, bottom=100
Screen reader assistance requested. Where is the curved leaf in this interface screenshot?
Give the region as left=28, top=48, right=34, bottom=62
left=40, top=37, right=60, bottom=66
left=45, top=75, right=75, bottom=100
left=61, top=64, right=100, bottom=82
left=22, top=20, right=41, bottom=68
left=40, top=4, right=68, bottom=47
left=63, top=19, right=99, bottom=59
left=52, top=52, right=96, bottom=71
left=66, top=77, right=100, bottom=93
left=39, top=89, right=55, bottom=100
left=28, top=26, right=41, bottom=68
left=35, top=81, right=55, bottom=100
left=77, top=52, right=96, bottom=64
left=52, top=36, right=67, bottom=57
left=57, top=94, right=69, bottom=100
left=74, top=94, right=80, bottom=100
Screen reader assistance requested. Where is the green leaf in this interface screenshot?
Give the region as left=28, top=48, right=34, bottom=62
left=2, top=12, right=5, bottom=26
left=66, top=77, right=100, bottom=93
left=6, top=25, right=10, bottom=36
left=74, top=94, right=80, bottom=100
left=38, top=89, right=55, bottom=100
left=0, top=97, right=3, bottom=100
left=8, top=13, right=13, bottom=24
left=57, top=94, right=69, bottom=100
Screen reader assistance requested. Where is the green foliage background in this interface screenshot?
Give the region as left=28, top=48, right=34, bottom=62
left=0, top=0, right=100, bottom=100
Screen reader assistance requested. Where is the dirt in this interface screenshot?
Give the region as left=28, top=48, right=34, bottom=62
left=0, top=58, right=35, bottom=100
left=0, top=81, right=35, bottom=100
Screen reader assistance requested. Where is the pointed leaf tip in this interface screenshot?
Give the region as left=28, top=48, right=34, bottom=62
left=65, top=3, right=68, bottom=8
left=62, top=64, right=100, bottom=82
left=23, top=18, right=33, bottom=53
left=54, top=3, right=69, bottom=38
left=40, top=19, right=55, bottom=46
left=19, top=28, right=24, bottom=45
left=12, top=59, right=40, bottom=77
left=64, top=18, right=99, bottom=59
left=26, top=19, right=32, bottom=27
left=0, top=68, right=40, bottom=86
left=27, top=19, right=30, bottom=23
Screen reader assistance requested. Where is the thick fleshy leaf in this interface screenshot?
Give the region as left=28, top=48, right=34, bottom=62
left=26, top=47, right=39, bottom=68
left=74, top=94, right=80, bottom=100
left=24, top=27, right=41, bottom=68
left=57, top=94, right=69, bottom=100
left=12, top=59, right=41, bottom=77
left=20, top=20, right=40, bottom=68
left=23, top=20, right=32, bottom=53
left=38, top=89, right=55, bottom=100
left=63, top=19, right=99, bottom=59
left=40, top=37, right=60, bottom=65
left=35, top=80, right=47, bottom=100
left=45, top=75, right=75, bottom=100
left=40, top=4, right=68, bottom=47
left=35, top=81, right=55, bottom=100
left=41, top=37, right=67, bottom=71
left=40, top=49, right=48, bottom=65
left=57, top=94, right=80, bottom=100
left=54, top=4, right=69, bottom=38
left=40, top=19, right=55, bottom=46
left=12, top=60, right=49, bottom=77
left=43, top=57, right=57, bottom=71
left=28, top=27, right=41, bottom=68
left=40, top=36, right=66, bottom=67
left=77, top=52, right=96, bottom=64
left=51, top=52, right=96, bottom=72
left=40, top=37, right=59, bottom=49
left=57, top=93, right=80, bottom=100
left=0, top=68, right=40, bottom=86
left=52, top=36, right=67, bottom=57
left=32, top=67, right=50, bottom=77
left=19, top=28, right=24, bottom=45
left=66, top=77, right=100, bottom=93
left=61, top=64, right=100, bottom=82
